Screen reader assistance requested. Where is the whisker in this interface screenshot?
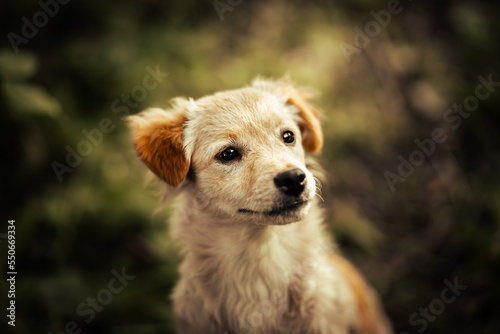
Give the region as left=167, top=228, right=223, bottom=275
left=313, top=176, right=323, bottom=191
left=312, top=176, right=325, bottom=202
left=314, top=191, right=325, bottom=202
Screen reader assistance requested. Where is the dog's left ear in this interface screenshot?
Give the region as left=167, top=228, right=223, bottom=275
left=126, top=108, right=189, bottom=187
left=282, top=84, right=323, bottom=153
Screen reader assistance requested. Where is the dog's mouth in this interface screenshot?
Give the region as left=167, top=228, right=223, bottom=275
left=238, top=200, right=308, bottom=216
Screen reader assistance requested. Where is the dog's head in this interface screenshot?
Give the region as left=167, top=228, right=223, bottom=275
left=128, top=78, right=323, bottom=225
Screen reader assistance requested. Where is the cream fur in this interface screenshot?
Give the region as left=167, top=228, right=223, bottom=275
left=128, top=78, right=392, bottom=334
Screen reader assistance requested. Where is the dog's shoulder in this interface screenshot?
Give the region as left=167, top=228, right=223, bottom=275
left=329, top=254, right=392, bottom=334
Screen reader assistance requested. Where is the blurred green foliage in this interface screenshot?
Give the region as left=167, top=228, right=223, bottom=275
left=1, top=0, right=500, bottom=333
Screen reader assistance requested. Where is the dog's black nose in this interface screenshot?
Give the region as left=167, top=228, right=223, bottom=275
left=274, top=168, right=306, bottom=197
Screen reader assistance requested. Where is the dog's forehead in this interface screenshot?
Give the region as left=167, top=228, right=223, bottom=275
left=194, top=88, right=294, bottom=134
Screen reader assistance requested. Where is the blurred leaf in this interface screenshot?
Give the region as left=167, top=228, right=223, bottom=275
left=450, top=3, right=492, bottom=48
left=0, top=49, right=38, bottom=81
left=3, top=82, right=61, bottom=117
left=331, top=198, right=385, bottom=253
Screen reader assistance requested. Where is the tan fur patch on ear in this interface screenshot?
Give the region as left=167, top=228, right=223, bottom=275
left=127, top=108, right=189, bottom=187
left=282, top=85, right=323, bottom=153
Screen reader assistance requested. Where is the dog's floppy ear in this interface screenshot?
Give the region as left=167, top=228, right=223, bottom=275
left=127, top=108, right=189, bottom=187
left=282, top=84, right=323, bottom=153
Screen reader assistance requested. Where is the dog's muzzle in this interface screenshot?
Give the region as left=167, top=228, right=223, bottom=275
left=238, top=168, right=310, bottom=217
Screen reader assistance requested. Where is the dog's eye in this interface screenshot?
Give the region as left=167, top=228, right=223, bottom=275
left=282, top=131, right=295, bottom=144
left=218, top=147, right=241, bottom=162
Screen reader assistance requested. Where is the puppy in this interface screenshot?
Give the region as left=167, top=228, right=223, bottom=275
left=127, top=78, right=392, bottom=334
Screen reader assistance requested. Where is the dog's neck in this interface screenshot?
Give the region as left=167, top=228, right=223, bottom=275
left=171, top=190, right=331, bottom=297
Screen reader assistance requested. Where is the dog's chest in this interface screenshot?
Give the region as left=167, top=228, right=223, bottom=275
left=204, top=233, right=317, bottom=333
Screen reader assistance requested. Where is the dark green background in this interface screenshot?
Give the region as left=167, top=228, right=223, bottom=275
left=1, top=0, right=499, bottom=333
